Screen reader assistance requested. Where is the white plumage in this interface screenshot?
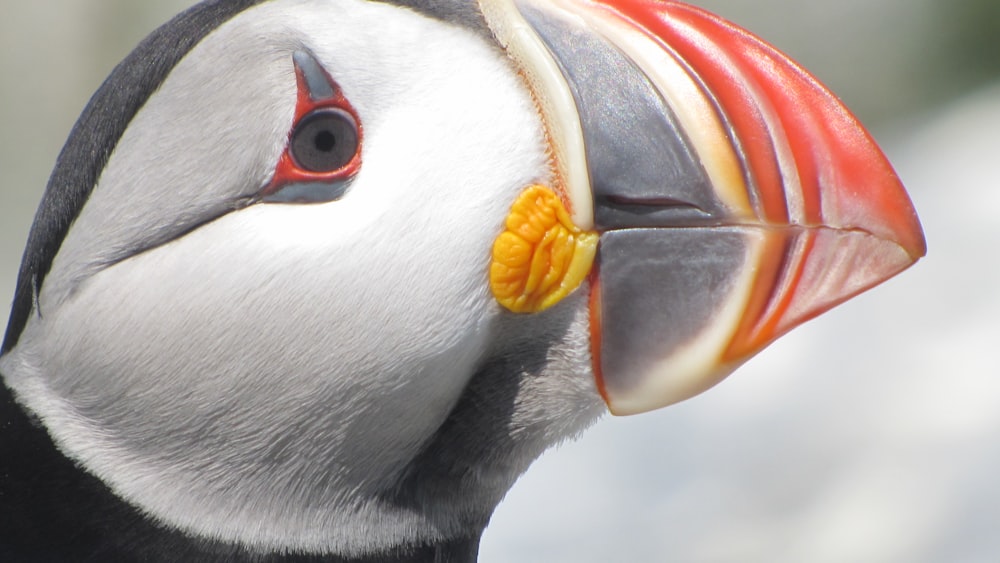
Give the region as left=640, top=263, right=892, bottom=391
left=0, top=0, right=595, bottom=554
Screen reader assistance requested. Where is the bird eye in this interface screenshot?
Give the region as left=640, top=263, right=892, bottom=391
left=260, top=51, right=363, bottom=203
left=289, top=109, right=359, bottom=173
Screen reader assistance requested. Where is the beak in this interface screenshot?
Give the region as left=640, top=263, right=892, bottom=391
left=481, top=0, right=926, bottom=415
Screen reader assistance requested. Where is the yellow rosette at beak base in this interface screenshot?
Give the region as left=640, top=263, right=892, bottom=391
left=491, top=185, right=598, bottom=313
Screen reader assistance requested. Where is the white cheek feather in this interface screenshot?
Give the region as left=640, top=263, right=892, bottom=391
left=0, top=0, right=549, bottom=554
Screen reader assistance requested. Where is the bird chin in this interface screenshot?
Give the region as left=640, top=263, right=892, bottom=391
left=0, top=0, right=925, bottom=558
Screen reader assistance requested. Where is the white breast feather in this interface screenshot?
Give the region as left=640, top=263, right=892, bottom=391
left=0, top=0, right=550, bottom=554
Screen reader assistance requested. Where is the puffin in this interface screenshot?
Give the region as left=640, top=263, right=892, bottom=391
left=0, top=0, right=925, bottom=561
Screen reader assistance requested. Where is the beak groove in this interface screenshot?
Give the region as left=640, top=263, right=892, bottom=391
left=481, top=0, right=926, bottom=414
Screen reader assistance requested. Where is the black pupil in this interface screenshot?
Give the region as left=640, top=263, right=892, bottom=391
left=314, top=130, right=336, bottom=152
left=290, top=110, right=358, bottom=173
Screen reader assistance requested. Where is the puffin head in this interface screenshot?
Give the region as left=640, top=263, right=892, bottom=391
left=0, top=0, right=924, bottom=559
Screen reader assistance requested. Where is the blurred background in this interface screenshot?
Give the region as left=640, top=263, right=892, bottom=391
left=1, top=1, right=998, bottom=561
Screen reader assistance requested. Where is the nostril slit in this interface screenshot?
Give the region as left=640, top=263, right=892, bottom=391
left=600, top=195, right=704, bottom=212
left=594, top=195, right=715, bottom=229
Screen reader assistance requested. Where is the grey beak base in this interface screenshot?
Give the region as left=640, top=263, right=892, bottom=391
left=519, top=3, right=728, bottom=230
left=596, top=228, right=753, bottom=401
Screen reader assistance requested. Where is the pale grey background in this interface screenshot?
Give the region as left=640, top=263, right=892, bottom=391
left=1, top=1, right=998, bottom=562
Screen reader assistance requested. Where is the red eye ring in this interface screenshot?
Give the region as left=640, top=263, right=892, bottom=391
left=261, top=51, right=363, bottom=203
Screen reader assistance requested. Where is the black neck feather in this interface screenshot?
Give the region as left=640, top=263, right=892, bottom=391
left=0, top=376, right=479, bottom=563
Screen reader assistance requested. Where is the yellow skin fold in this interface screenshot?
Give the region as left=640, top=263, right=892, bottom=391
left=490, top=185, right=598, bottom=313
